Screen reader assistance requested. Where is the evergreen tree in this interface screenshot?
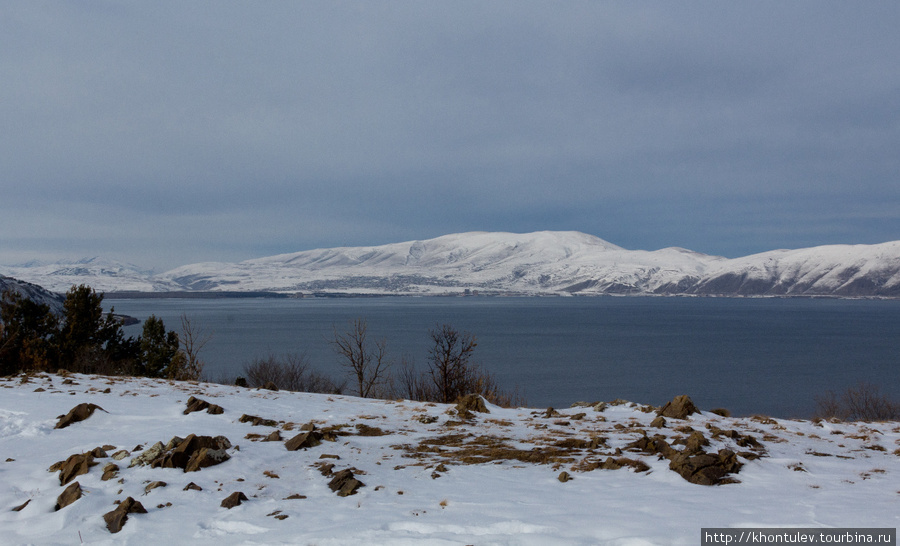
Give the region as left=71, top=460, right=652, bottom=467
left=0, top=290, right=58, bottom=375
left=139, top=315, right=180, bottom=378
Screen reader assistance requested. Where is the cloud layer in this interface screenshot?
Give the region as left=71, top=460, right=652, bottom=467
left=2, top=2, right=898, bottom=269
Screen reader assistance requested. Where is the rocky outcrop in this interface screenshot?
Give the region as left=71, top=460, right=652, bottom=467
left=55, top=403, right=105, bottom=429
left=285, top=429, right=323, bottom=451
left=183, top=396, right=224, bottom=415
left=657, top=395, right=699, bottom=420
left=221, top=491, right=248, bottom=509
left=103, top=497, right=147, bottom=533
left=668, top=449, right=743, bottom=486
left=53, top=453, right=97, bottom=485
left=456, top=394, right=489, bottom=416
left=328, top=469, right=365, bottom=497
left=55, top=482, right=83, bottom=511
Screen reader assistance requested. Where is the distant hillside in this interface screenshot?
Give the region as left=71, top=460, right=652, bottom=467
left=4, top=232, right=900, bottom=297
left=0, top=275, right=65, bottom=314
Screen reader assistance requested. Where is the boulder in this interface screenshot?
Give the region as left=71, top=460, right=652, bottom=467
left=240, top=414, right=278, bottom=427
left=55, top=403, right=105, bottom=429
left=129, top=442, right=165, bottom=468
left=185, top=447, right=230, bottom=472
left=144, top=481, right=167, bottom=494
left=456, top=394, right=489, bottom=415
left=285, top=430, right=323, bottom=451
left=684, top=431, right=710, bottom=454
left=103, top=497, right=147, bottom=533
left=58, top=453, right=96, bottom=485
left=657, top=395, right=699, bottom=419
left=221, top=491, right=248, bottom=509
left=184, top=482, right=203, bottom=491
left=55, top=482, right=83, bottom=511
left=183, top=396, right=224, bottom=415
left=668, top=449, right=742, bottom=486
left=101, top=463, right=119, bottom=481
left=328, top=469, right=365, bottom=497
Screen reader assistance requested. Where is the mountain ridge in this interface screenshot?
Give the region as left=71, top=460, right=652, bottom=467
left=3, top=231, right=900, bottom=298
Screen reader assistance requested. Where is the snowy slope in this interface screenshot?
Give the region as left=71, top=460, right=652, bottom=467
left=0, top=275, right=65, bottom=314
left=691, top=242, right=900, bottom=297
left=1, top=373, right=898, bottom=544
left=1, top=258, right=179, bottom=294
left=160, top=231, right=722, bottom=295
left=5, top=232, right=900, bottom=297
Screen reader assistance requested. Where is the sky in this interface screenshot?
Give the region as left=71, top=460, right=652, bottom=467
left=1, top=2, right=899, bottom=271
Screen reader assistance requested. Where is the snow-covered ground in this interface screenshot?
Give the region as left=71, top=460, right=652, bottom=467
left=1, top=373, right=898, bottom=545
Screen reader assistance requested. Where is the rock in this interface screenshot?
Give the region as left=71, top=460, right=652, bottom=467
left=285, top=430, right=323, bottom=451
left=263, top=430, right=282, bottom=442
left=240, top=414, right=278, bottom=427
left=668, top=449, right=742, bottom=486
left=90, top=447, right=108, bottom=458
left=328, top=469, right=365, bottom=497
left=111, top=450, right=130, bottom=461
left=101, top=463, right=119, bottom=481
left=164, top=436, right=185, bottom=450
left=55, top=403, right=105, bottom=429
left=657, top=395, right=699, bottom=419
left=557, top=471, right=572, bottom=482
left=593, top=402, right=608, bottom=412
left=183, top=396, right=224, bottom=415
left=684, top=431, right=710, bottom=454
left=184, top=482, right=203, bottom=491
left=55, top=482, right=83, bottom=511
left=11, top=499, right=30, bottom=512
left=103, top=497, right=147, bottom=533
left=456, top=394, right=489, bottom=415
left=58, top=453, right=96, bottom=485
left=650, top=416, right=667, bottom=428
left=221, top=491, right=248, bottom=509
left=626, top=434, right=675, bottom=459
left=144, top=481, right=167, bottom=494
left=185, top=447, right=230, bottom=472
left=129, top=442, right=165, bottom=467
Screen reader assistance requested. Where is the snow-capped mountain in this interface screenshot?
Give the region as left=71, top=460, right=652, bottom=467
left=0, top=257, right=180, bottom=294
left=159, top=231, right=721, bottom=295
left=4, top=232, right=900, bottom=297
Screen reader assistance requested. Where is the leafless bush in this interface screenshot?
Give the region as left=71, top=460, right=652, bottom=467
left=242, top=353, right=343, bottom=394
left=330, top=318, right=391, bottom=398
left=175, top=314, right=210, bottom=381
left=394, top=325, right=526, bottom=408
left=814, top=382, right=900, bottom=422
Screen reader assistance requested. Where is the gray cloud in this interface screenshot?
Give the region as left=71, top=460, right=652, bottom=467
left=1, top=2, right=898, bottom=270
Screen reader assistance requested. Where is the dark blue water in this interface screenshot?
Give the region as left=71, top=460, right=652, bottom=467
left=104, top=296, right=900, bottom=418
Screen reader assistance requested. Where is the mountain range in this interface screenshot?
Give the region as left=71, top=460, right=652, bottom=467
left=3, top=231, right=900, bottom=298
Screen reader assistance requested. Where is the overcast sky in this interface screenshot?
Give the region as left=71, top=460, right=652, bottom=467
left=2, top=2, right=898, bottom=271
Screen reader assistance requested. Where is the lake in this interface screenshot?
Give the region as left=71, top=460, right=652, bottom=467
left=104, top=296, right=900, bottom=418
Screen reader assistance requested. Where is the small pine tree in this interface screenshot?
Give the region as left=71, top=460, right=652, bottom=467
left=139, top=315, right=180, bottom=378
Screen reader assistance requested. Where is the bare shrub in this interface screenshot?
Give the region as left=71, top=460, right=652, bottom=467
left=330, top=318, right=391, bottom=398
left=392, top=324, right=525, bottom=408
left=242, top=353, right=343, bottom=394
left=814, top=382, right=900, bottom=422
left=175, top=314, right=210, bottom=381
